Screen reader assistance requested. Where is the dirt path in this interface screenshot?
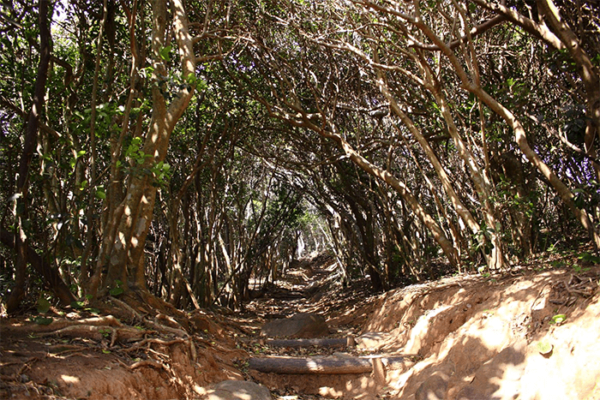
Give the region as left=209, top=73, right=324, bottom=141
left=240, top=253, right=600, bottom=400
left=2, top=252, right=600, bottom=400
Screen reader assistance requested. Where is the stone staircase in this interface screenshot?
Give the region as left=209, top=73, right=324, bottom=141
left=244, top=313, right=413, bottom=399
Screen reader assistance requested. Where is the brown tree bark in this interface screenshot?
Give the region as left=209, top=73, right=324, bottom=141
left=536, top=0, right=600, bottom=183
left=299, top=118, right=460, bottom=270
left=1, top=230, right=75, bottom=307
left=91, top=0, right=197, bottom=298
left=413, top=12, right=600, bottom=250
left=7, top=0, right=52, bottom=313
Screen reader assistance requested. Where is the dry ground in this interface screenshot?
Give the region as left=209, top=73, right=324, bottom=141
left=1, top=251, right=600, bottom=399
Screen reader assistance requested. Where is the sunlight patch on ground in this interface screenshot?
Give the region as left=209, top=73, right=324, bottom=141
left=60, top=374, right=80, bottom=384
left=193, top=384, right=206, bottom=395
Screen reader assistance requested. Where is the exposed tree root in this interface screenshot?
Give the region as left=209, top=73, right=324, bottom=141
left=108, top=297, right=145, bottom=322
left=108, top=296, right=189, bottom=337
left=146, top=317, right=189, bottom=338
left=38, top=324, right=149, bottom=343
left=6, top=315, right=124, bottom=334
left=46, top=344, right=89, bottom=354
left=118, top=359, right=166, bottom=371
left=122, top=337, right=189, bottom=352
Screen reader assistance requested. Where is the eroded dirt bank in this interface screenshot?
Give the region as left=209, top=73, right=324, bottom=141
left=335, top=267, right=600, bottom=399
left=1, top=253, right=600, bottom=399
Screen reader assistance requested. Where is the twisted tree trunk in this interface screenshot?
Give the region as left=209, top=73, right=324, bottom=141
left=90, top=0, right=197, bottom=299
left=7, top=0, right=52, bottom=313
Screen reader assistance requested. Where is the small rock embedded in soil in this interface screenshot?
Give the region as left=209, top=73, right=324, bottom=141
left=206, top=380, right=271, bottom=400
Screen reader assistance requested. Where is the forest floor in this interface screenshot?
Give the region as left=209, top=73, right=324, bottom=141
left=1, top=250, right=600, bottom=400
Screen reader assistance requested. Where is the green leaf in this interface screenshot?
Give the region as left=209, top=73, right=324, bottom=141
left=551, top=314, right=566, bottom=324
left=102, top=349, right=111, bottom=354
left=185, top=73, right=197, bottom=86
left=578, top=252, right=600, bottom=264
left=95, top=189, right=106, bottom=200
left=37, top=297, right=51, bottom=314
left=71, top=301, right=85, bottom=309
left=34, top=316, right=54, bottom=325
left=109, top=287, right=124, bottom=297
left=160, top=45, right=172, bottom=61
left=535, top=341, right=553, bottom=355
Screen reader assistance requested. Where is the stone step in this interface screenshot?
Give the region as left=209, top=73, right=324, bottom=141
left=264, top=336, right=355, bottom=348
left=248, top=354, right=409, bottom=374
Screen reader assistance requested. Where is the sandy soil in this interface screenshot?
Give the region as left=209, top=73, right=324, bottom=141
left=1, top=252, right=599, bottom=400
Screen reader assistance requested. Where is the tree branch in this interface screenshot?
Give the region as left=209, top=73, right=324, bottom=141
left=409, top=15, right=507, bottom=51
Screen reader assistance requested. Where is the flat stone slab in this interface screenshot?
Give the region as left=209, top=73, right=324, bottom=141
left=248, top=355, right=407, bottom=374
left=206, top=380, right=271, bottom=400
left=261, top=313, right=330, bottom=338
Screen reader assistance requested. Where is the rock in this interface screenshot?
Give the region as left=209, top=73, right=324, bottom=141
left=261, top=313, right=329, bottom=338
left=206, top=380, right=271, bottom=400
left=415, top=371, right=450, bottom=400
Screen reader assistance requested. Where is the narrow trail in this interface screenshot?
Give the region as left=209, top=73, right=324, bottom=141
left=2, top=252, right=599, bottom=400
left=241, top=253, right=370, bottom=339
left=250, top=255, right=349, bottom=314
left=229, top=254, right=600, bottom=400
left=231, top=253, right=401, bottom=400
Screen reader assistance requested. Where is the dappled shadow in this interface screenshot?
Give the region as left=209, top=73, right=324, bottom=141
left=249, top=370, right=382, bottom=399
left=350, top=266, right=600, bottom=399
left=233, top=257, right=600, bottom=399
left=401, top=335, right=526, bottom=400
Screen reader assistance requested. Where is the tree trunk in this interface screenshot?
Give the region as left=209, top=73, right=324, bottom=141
left=1, top=230, right=75, bottom=307
left=465, top=0, right=600, bottom=249
left=415, top=17, right=600, bottom=250
left=472, top=85, right=600, bottom=249
left=92, top=0, right=197, bottom=298
left=536, top=0, right=600, bottom=184
left=7, top=0, right=52, bottom=313
left=316, top=124, right=460, bottom=269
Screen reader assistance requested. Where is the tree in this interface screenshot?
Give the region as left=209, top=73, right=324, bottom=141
left=2, top=0, right=600, bottom=313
